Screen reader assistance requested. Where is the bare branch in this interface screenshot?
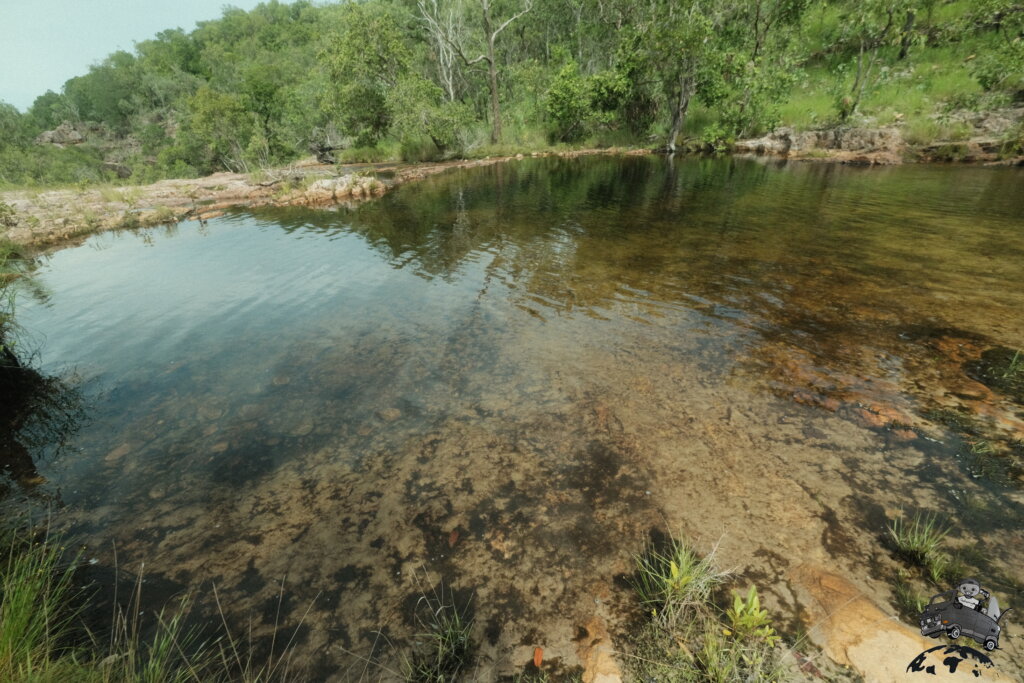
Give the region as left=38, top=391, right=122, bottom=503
left=492, top=0, right=533, bottom=41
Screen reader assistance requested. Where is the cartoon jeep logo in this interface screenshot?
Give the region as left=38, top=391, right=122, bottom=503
left=918, top=578, right=1012, bottom=651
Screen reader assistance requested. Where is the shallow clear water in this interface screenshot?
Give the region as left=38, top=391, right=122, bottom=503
left=11, top=156, right=1024, bottom=676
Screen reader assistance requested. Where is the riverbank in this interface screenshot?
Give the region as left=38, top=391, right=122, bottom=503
left=0, top=148, right=651, bottom=252
left=732, top=117, right=1024, bottom=166
left=3, top=115, right=1023, bottom=252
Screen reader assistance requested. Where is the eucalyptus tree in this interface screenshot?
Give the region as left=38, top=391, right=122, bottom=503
left=419, top=0, right=533, bottom=143
left=833, top=0, right=920, bottom=120
left=628, top=0, right=720, bottom=151
left=418, top=0, right=463, bottom=101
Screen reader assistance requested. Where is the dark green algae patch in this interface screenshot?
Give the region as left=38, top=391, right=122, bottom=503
left=5, top=155, right=1024, bottom=678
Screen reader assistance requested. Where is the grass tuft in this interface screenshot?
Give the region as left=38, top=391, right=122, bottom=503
left=631, top=534, right=729, bottom=629
left=0, top=525, right=81, bottom=680
left=1002, top=350, right=1022, bottom=380
left=888, top=510, right=950, bottom=567
left=405, top=592, right=474, bottom=683
left=893, top=570, right=928, bottom=618
left=0, top=517, right=309, bottom=682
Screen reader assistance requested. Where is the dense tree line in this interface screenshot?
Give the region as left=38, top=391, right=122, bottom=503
left=0, top=0, right=1021, bottom=185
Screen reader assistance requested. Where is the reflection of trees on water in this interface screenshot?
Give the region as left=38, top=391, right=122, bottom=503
left=252, top=157, right=1024, bottom=349
left=1, top=275, right=86, bottom=493
left=258, top=157, right=1024, bottom=500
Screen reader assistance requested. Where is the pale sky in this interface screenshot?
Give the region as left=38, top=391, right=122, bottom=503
left=0, top=0, right=268, bottom=112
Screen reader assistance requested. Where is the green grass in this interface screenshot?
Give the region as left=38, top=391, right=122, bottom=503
left=887, top=510, right=967, bottom=586
left=0, top=518, right=310, bottom=683
left=631, top=534, right=729, bottom=629
left=404, top=593, right=474, bottom=683
left=902, top=118, right=974, bottom=146
left=1002, top=350, right=1022, bottom=380
left=0, top=525, right=81, bottom=680
left=888, top=510, right=950, bottom=568
left=626, top=535, right=790, bottom=682
left=893, top=570, right=928, bottom=618
left=0, top=523, right=213, bottom=682
left=150, top=206, right=178, bottom=224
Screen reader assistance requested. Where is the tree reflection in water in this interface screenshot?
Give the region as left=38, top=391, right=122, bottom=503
left=1, top=301, right=86, bottom=494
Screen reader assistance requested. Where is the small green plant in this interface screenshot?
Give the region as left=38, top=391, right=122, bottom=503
left=405, top=598, right=474, bottom=683
left=970, top=440, right=995, bottom=456
left=626, top=535, right=787, bottom=683
left=80, top=209, right=101, bottom=231
left=151, top=205, right=177, bottom=224
left=631, top=536, right=729, bottom=628
left=724, top=586, right=780, bottom=646
left=697, top=625, right=784, bottom=683
left=117, top=211, right=140, bottom=230
left=923, top=548, right=966, bottom=586
left=893, top=570, right=928, bottom=617
left=965, top=440, right=1010, bottom=484
left=888, top=511, right=950, bottom=568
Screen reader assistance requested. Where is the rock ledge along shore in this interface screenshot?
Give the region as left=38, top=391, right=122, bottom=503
left=0, top=148, right=651, bottom=251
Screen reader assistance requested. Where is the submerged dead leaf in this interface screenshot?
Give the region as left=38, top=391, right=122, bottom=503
left=448, top=529, right=459, bottom=548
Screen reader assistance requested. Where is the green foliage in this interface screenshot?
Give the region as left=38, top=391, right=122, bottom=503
left=387, top=75, right=473, bottom=158
left=631, top=534, right=729, bottom=629
left=627, top=536, right=788, bottom=683
left=724, top=586, right=781, bottom=646
left=319, top=2, right=412, bottom=147
left=0, top=519, right=309, bottom=682
left=0, top=202, right=16, bottom=228
left=903, top=117, right=973, bottom=145
left=968, top=0, right=1024, bottom=92
left=178, top=86, right=254, bottom=173
left=893, top=570, right=928, bottom=617
left=0, top=0, right=1019, bottom=186
left=0, top=526, right=80, bottom=680
left=887, top=510, right=965, bottom=585
left=545, top=61, right=593, bottom=143
left=1002, top=350, right=1022, bottom=379
left=405, top=596, right=474, bottom=682
left=0, top=144, right=116, bottom=187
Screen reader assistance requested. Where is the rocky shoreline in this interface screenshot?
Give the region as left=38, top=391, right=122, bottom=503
left=733, top=106, right=1024, bottom=166
left=2, top=116, right=1022, bottom=252
left=0, top=148, right=654, bottom=251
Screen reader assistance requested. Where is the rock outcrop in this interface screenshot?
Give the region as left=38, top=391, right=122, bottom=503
left=285, top=174, right=388, bottom=205
left=35, top=122, right=85, bottom=147
left=790, top=565, right=1017, bottom=682
left=735, top=126, right=906, bottom=164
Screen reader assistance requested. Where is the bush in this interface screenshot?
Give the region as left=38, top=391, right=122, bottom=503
left=545, top=61, right=592, bottom=143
